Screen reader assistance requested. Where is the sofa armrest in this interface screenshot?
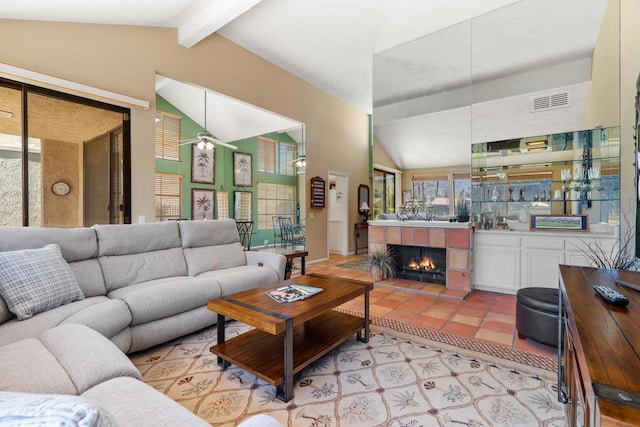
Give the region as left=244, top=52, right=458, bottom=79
left=245, top=252, right=286, bottom=281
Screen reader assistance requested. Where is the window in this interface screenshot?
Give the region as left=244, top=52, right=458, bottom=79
left=453, top=173, right=471, bottom=213
left=279, top=141, right=296, bottom=176
left=257, top=182, right=295, bottom=230
left=373, top=169, right=395, bottom=218
left=155, top=173, right=182, bottom=221
left=258, top=137, right=276, bottom=173
left=412, top=173, right=450, bottom=216
left=155, top=111, right=181, bottom=161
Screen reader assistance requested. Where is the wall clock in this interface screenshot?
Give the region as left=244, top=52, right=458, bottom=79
left=51, top=181, right=70, bottom=196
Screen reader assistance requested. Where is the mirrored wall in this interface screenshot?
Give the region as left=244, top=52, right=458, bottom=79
left=372, top=0, right=619, bottom=212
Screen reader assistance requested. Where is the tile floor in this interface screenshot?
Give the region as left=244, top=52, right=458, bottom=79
left=300, top=253, right=556, bottom=359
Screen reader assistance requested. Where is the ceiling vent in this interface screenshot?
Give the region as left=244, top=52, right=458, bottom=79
left=530, top=91, right=570, bottom=113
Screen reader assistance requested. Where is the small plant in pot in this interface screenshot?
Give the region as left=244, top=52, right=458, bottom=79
left=456, top=198, right=470, bottom=223
left=364, top=248, right=396, bottom=282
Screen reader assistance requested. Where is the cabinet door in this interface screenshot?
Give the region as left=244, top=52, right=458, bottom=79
left=474, top=247, right=520, bottom=293
left=521, top=248, right=563, bottom=288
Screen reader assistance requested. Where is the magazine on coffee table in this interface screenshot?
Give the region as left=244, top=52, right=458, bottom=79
left=265, top=284, right=323, bottom=303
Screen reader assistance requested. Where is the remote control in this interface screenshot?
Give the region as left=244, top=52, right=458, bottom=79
left=593, top=285, right=629, bottom=307
left=615, top=279, right=640, bottom=292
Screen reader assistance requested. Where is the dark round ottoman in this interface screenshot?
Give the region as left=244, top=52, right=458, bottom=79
left=515, top=287, right=560, bottom=347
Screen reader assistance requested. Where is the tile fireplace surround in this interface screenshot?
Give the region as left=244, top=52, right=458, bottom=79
left=368, top=220, right=473, bottom=293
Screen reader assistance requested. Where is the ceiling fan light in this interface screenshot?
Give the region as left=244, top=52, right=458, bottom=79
left=205, top=141, right=214, bottom=150
left=197, top=141, right=206, bottom=150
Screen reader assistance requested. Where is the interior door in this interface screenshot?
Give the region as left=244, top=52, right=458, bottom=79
left=84, top=134, right=110, bottom=226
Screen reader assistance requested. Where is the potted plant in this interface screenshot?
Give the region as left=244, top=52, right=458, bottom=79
left=364, top=248, right=396, bottom=281
left=456, top=198, right=470, bottom=223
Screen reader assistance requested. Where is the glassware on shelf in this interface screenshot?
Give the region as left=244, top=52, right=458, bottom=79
left=588, top=166, right=600, bottom=179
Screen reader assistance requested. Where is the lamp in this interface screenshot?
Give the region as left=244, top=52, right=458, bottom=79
left=359, top=201, right=370, bottom=222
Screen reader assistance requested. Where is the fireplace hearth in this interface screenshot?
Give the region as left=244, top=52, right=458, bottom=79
left=389, top=244, right=446, bottom=285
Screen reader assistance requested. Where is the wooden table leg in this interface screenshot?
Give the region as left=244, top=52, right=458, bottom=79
left=300, top=256, right=306, bottom=275
left=276, top=318, right=294, bottom=402
left=357, top=287, right=370, bottom=343
left=216, top=314, right=230, bottom=367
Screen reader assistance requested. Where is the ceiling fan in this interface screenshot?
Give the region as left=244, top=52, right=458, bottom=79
left=281, top=126, right=306, bottom=167
left=179, top=90, right=238, bottom=150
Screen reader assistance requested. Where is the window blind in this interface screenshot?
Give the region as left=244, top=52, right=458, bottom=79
left=155, top=111, right=181, bottom=161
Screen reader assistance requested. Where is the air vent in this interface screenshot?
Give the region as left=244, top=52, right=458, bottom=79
left=530, top=91, right=570, bottom=112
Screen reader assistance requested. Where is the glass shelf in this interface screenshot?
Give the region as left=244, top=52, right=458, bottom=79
left=471, top=127, right=620, bottom=226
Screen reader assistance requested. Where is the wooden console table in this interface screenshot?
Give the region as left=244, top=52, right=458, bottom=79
left=558, top=265, right=640, bottom=426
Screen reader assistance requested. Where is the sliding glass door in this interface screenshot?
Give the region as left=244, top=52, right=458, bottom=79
left=0, top=78, right=131, bottom=227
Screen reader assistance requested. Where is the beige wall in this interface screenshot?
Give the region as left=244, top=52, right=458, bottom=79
left=42, top=139, right=79, bottom=227
left=0, top=20, right=371, bottom=261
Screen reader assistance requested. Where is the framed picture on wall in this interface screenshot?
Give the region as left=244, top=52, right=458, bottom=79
left=191, top=145, right=215, bottom=184
left=234, top=191, right=252, bottom=221
left=192, top=188, right=215, bottom=220
left=233, top=152, right=252, bottom=187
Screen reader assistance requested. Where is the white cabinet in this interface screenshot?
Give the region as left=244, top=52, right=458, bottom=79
left=474, top=234, right=521, bottom=294
left=474, top=228, right=618, bottom=294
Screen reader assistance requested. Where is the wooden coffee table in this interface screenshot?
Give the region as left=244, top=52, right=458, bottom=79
left=207, top=273, right=372, bottom=402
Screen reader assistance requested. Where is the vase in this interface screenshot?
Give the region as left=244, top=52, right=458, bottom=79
left=370, top=266, right=384, bottom=282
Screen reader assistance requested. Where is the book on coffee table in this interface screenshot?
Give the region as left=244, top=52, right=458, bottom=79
left=265, top=284, right=323, bottom=303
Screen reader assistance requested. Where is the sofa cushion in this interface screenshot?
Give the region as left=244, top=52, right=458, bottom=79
left=69, top=258, right=108, bottom=297
left=83, top=377, right=210, bottom=427
left=0, top=297, right=122, bottom=348
left=39, top=324, right=141, bottom=395
left=178, top=219, right=240, bottom=248
left=0, top=227, right=98, bottom=262
left=0, top=391, right=119, bottom=427
left=94, top=222, right=182, bottom=256
left=0, top=338, right=78, bottom=395
left=183, top=243, right=246, bottom=276
left=0, top=244, right=84, bottom=320
left=108, top=276, right=222, bottom=326
left=198, top=265, right=279, bottom=295
left=99, top=247, right=188, bottom=292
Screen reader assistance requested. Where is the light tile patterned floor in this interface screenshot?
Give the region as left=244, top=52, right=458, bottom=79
left=300, top=253, right=555, bottom=359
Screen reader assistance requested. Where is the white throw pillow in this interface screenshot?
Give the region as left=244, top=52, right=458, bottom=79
left=0, top=244, right=84, bottom=320
left=0, top=391, right=119, bottom=426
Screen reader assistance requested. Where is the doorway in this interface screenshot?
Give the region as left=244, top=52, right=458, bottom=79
left=328, top=171, right=349, bottom=255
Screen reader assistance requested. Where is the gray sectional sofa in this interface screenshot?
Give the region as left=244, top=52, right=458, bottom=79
left=0, top=219, right=286, bottom=426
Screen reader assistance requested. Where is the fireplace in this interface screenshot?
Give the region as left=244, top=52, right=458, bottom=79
left=389, top=244, right=446, bottom=285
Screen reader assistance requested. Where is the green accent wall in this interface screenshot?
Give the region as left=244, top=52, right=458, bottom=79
left=155, top=95, right=299, bottom=248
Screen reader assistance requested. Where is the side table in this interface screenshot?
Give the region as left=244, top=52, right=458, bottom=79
left=256, top=247, right=308, bottom=279
left=354, top=222, right=368, bottom=254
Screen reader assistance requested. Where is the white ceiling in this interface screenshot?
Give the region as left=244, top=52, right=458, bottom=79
left=1, top=0, right=610, bottom=168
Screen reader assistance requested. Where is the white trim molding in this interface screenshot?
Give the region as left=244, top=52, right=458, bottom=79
left=0, top=62, right=149, bottom=110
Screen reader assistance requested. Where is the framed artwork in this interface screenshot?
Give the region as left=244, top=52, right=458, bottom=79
left=530, top=214, right=588, bottom=232
left=192, top=188, right=215, bottom=220
left=233, top=152, right=252, bottom=187
left=234, top=191, right=252, bottom=221
left=191, top=145, right=215, bottom=184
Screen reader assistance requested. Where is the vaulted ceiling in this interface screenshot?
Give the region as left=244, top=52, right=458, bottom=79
left=1, top=0, right=610, bottom=168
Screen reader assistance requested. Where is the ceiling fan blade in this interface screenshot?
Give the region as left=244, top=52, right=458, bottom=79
left=213, top=140, right=238, bottom=150
left=178, top=140, right=198, bottom=146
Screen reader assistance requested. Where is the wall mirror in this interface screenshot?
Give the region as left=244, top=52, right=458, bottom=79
left=373, top=0, right=619, bottom=173
left=358, top=184, right=370, bottom=216
left=373, top=20, right=472, bottom=170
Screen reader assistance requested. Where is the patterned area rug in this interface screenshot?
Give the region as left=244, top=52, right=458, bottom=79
left=130, top=321, right=565, bottom=427
left=336, top=258, right=367, bottom=270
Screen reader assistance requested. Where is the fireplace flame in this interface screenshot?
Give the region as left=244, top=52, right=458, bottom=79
left=408, top=257, right=436, bottom=271
left=420, top=257, right=435, bottom=270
